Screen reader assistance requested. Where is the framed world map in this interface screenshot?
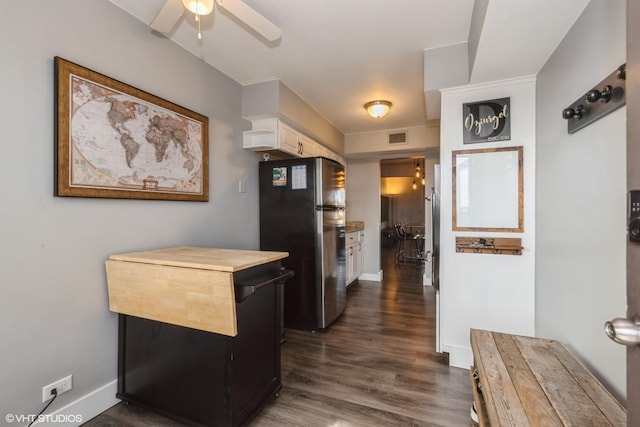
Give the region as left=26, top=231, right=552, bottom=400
left=54, top=57, right=209, bottom=201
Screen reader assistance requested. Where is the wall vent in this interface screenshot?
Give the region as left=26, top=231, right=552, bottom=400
left=388, top=131, right=408, bottom=145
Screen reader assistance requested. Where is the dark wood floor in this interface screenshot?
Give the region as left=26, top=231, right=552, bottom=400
left=84, top=247, right=472, bottom=426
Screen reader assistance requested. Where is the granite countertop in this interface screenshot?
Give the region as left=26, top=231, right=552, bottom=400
left=345, top=221, right=365, bottom=233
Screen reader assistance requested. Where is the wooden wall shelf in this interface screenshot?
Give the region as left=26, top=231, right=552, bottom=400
left=456, top=237, right=523, bottom=255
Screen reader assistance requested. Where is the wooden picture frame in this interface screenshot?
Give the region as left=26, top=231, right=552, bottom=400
left=452, top=146, right=523, bottom=232
left=54, top=57, right=209, bottom=201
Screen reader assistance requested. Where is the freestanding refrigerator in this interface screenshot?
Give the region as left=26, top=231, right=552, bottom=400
left=259, top=157, right=346, bottom=331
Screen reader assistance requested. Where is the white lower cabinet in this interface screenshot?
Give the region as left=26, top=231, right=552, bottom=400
left=346, top=245, right=355, bottom=286
left=346, top=231, right=364, bottom=286
left=356, top=235, right=364, bottom=277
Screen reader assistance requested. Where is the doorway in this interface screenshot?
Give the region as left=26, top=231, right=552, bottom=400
left=380, top=154, right=439, bottom=284
left=380, top=156, right=426, bottom=225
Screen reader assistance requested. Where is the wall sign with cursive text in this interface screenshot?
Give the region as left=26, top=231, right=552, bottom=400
left=462, top=97, right=510, bottom=144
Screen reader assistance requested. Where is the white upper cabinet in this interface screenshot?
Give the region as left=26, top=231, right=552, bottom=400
left=278, top=121, right=300, bottom=156
left=243, top=118, right=343, bottom=165
left=242, top=118, right=297, bottom=157
left=299, top=133, right=317, bottom=158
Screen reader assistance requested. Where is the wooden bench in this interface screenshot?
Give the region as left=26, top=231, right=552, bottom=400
left=470, top=329, right=626, bottom=426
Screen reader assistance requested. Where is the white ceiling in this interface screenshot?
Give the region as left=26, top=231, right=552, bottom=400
left=109, top=0, right=590, bottom=135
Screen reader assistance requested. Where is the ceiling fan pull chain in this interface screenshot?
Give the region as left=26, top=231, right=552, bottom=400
left=196, top=0, right=202, bottom=39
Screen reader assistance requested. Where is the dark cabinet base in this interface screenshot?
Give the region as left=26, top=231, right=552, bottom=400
left=116, top=262, right=287, bottom=427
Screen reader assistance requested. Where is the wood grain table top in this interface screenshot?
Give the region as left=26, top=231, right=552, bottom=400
left=470, top=328, right=626, bottom=426
left=108, top=246, right=289, bottom=272
left=106, top=247, right=289, bottom=335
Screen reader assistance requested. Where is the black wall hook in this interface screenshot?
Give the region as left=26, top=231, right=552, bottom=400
left=585, top=85, right=612, bottom=103
left=562, top=105, right=585, bottom=120
left=562, top=63, right=626, bottom=134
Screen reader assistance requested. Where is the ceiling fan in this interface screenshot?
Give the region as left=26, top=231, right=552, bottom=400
left=150, top=0, right=281, bottom=42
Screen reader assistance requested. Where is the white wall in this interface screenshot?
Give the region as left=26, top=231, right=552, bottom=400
left=346, top=160, right=382, bottom=281
left=345, top=124, right=439, bottom=157
left=440, top=76, right=536, bottom=368
left=242, top=80, right=345, bottom=153
left=536, top=0, right=626, bottom=400
left=0, top=1, right=260, bottom=423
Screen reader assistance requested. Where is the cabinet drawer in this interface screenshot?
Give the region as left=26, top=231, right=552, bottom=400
left=346, top=231, right=359, bottom=245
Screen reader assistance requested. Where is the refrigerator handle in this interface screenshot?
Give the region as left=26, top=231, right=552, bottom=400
left=316, top=205, right=345, bottom=211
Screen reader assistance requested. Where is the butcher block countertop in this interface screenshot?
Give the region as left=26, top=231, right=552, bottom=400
left=345, top=220, right=364, bottom=233
left=108, top=246, right=289, bottom=272
left=105, top=246, right=289, bottom=336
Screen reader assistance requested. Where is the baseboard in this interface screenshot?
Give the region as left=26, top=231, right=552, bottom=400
left=441, top=344, right=473, bottom=369
left=358, top=270, right=383, bottom=282
left=34, top=380, right=119, bottom=426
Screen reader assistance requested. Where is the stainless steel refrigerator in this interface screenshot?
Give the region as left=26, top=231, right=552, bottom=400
left=259, top=157, right=346, bottom=331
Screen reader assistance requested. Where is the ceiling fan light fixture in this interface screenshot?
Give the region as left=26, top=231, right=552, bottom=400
left=182, top=0, right=214, bottom=15
left=364, top=100, right=392, bottom=119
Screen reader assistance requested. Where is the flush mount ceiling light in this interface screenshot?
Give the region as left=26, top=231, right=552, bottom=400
left=364, top=100, right=392, bottom=119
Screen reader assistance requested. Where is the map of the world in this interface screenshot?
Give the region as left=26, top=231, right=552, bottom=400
left=69, top=75, right=204, bottom=195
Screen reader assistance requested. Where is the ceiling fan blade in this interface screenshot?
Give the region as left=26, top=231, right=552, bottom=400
left=217, top=0, right=282, bottom=41
left=150, top=0, right=185, bottom=34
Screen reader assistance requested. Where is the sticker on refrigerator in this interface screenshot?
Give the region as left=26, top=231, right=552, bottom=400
left=291, top=165, right=307, bottom=190
left=272, top=167, right=287, bottom=187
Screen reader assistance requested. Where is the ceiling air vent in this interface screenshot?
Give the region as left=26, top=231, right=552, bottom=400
left=388, top=131, right=408, bottom=145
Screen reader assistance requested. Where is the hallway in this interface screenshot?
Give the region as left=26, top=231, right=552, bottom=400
left=86, top=248, right=472, bottom=426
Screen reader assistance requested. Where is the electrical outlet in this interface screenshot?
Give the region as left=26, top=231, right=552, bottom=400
left=42, top=375, right=72, bottom=402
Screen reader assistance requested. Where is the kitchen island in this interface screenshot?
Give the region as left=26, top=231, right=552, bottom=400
left=105, top=246, right=292, bottom=427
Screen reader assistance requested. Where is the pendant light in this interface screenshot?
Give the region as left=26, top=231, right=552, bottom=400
left=182, top=0, right=215, bottom=40
left=411, top=159, right=418, bottom=190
